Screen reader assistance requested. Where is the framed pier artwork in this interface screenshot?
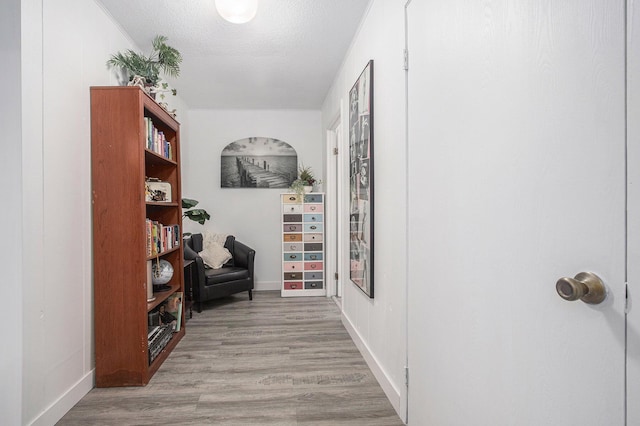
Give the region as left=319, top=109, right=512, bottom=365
left=220, top=137, right=298, bottom=188
left=349, top=60, right=374, bottom=298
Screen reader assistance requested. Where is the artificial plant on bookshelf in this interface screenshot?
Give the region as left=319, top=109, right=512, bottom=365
left=91, top=86, right=185, bottom=387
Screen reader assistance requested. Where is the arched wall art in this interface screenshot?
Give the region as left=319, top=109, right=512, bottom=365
left=220, top=137, right=298, bottom=188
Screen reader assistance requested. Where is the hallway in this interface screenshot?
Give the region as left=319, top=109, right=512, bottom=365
left=58, top=291, right=402, bottom=425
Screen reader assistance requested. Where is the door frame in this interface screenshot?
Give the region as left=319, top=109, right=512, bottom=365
left=325, top=101, right=346, bottom=301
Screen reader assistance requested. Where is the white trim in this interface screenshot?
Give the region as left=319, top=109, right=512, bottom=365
left=28, top=370, right=94, bottom=426
left=341, top=312, right=404, bottom=422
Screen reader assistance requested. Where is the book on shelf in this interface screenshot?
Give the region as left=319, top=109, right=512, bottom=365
left=144, top=117, right=173, bottom=160
left=146, top=219, right=180, bottom=256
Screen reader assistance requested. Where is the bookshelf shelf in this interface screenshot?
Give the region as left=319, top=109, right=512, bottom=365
left=91, top=86, right=185, bottom=387
left=145, top=149, right=178, bottom=166
left=147, top=283, right=182, bottom=311
left=146, top=245, right=181, bottom=261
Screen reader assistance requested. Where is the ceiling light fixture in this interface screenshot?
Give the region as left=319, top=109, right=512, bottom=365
left=215, top=0, right=258, bottom=24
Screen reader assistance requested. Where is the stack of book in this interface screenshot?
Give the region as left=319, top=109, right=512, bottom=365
left=144, top=117, right=173, bottom=160
left=145, top=219, right=180, bottom=256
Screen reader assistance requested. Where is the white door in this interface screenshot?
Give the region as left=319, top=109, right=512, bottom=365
left=407, top=1, right=628, bottom=424
left=627, top=1, right=640, bottom=424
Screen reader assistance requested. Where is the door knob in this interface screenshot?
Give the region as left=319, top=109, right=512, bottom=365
left=556, top=272, right=606, bottom=304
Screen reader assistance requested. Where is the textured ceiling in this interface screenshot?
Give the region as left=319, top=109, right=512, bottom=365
left=98, top=0, right=370, bottom=109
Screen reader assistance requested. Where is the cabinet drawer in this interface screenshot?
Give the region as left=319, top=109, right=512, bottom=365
left=284, top=282, right=303, bottom=290
left=303, top=233, right=323, bottom=242
left=304, top=271, right=323, bottom=280
left=283, top=243, right=302, bottom=252
left=304, top=194, right=323, bottom=203
left=284, top=252, right=302, bottom=261
left=283, top=214, right=302, bottom=222
left=283, top=234, right=302, bottom=242
left=304, top=243, right=323, bottom=251
left=283, top=262, right=303, bottom=272
left=282, top=194, right=302, bottom=203
left=283, top=224, right=302, bottom=232
left=304, top=204, right=323, bottom=213
left=304, top=223, right=323, bottom=233
left=304, top=281, right=323, bottom=290
left=283, top=204, right=304, bottom=214
left=304, top=252, right=323, bottom=261
left=304, top=261, right=323, bottom=271
left=284, top=272, right=302, bottom=280
left=303, top=214, right=323, bottom=223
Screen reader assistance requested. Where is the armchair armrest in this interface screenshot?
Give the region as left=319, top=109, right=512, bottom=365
left=233, top=240, right=255, bottom=276
left=183, top=243, right=199, bottom=261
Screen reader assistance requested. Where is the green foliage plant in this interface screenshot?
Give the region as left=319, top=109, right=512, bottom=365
left=107, top=35, right=182, bottom=88
left=289, top=164, right=321, bottom=196
left=182, top=198, right=211, bottom=225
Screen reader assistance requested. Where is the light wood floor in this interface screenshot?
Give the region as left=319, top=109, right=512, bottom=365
left=58, top=291, right=404, bottom=425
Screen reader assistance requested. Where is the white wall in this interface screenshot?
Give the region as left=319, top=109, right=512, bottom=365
left=183, top=109, right=323, bottom=289
left=321, top=0, right=407, bottom=420
left=2, top=0, right=24, bottom=424
left=19, top=1, right=188, bottom=424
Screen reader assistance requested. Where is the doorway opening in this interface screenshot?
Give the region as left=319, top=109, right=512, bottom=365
left=325, top=105, right=345, bottom=305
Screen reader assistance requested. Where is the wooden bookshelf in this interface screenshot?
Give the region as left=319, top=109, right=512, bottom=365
left=91, top=86, right=185, bottom=387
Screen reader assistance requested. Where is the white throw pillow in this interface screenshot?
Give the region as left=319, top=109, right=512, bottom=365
left=200, top=243, right=232, bottom=269
left=200, top=231, right=232, bottom=269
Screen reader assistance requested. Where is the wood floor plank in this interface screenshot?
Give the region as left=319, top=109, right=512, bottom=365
left=57, top=291, right=403, bottom=425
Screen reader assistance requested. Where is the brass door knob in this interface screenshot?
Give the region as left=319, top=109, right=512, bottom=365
left=556, top=272, right=607, bottom=304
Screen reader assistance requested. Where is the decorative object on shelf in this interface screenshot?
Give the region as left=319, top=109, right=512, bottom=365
left=152, top=259, right=174, bottom=289
left=221, top=137, right=297, bottom=188
left=215, top=0, right=258, bottom=24
left=145, top=178, right=172, bottom=202
left=106, top=35, right=182, bottom=96
left=348, top=60, right=374, bottom=298
left=289, top=164, right=321, bottom=196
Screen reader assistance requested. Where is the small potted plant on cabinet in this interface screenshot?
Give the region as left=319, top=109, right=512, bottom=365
left=290, top=164, right=320, bottom=196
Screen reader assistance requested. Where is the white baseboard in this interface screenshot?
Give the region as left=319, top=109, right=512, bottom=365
left=254, top=280, right=280, bottom=291
left=341, top=313, right=405, bottom=423
left=29, top=370, right=94, bottom=426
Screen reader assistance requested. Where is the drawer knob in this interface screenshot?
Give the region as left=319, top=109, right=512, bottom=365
left=310, top=226, right=316, bottom=230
